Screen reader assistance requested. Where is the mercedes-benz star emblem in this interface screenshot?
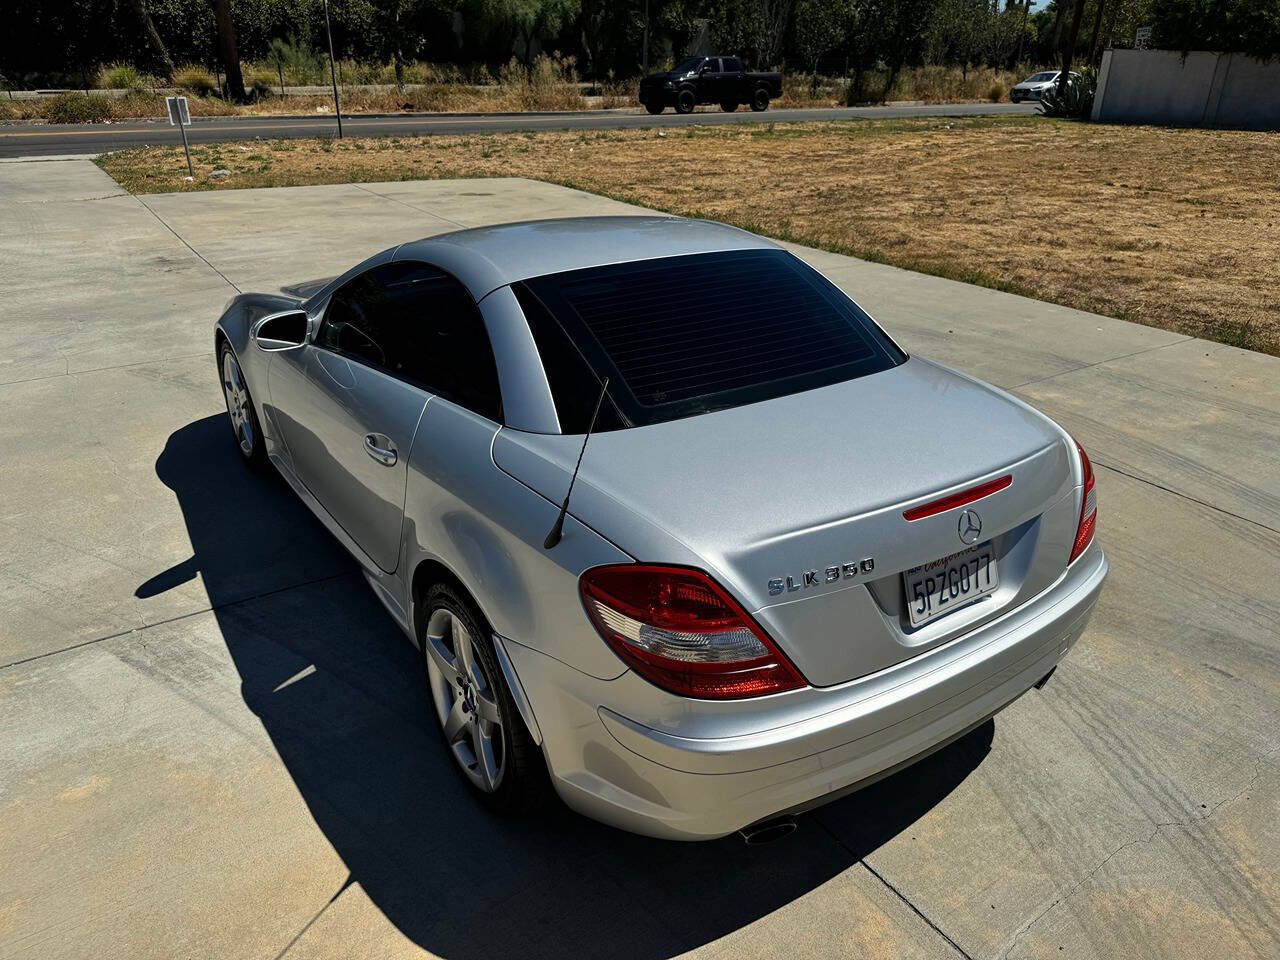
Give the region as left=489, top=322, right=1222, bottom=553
left=957, top=509, right=983, bottom=545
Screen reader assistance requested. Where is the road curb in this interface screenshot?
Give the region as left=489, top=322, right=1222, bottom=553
left=0, top=153, right=100, bottom=162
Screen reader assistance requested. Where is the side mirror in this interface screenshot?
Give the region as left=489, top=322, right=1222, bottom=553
left=252, top=309, right=308, bottom=351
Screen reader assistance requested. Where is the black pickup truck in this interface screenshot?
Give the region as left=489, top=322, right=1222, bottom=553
left=638, top=56, right=783, bottom=114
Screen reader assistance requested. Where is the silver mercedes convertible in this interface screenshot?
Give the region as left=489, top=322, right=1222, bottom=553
left=215, top=216, right=1107, bottom=840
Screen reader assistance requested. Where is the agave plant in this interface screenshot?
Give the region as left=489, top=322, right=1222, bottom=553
left=1038, top=67, right=1096, bottom=119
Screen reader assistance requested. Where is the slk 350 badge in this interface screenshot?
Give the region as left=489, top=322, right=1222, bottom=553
left=768, top=558, right=875, bottom=596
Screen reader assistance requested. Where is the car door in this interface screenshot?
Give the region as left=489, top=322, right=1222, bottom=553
left=721, top=56, right=743, bottom=100
left=270, top=261, right=494, bottom=573
left=700, top=57, right=722, bottom=101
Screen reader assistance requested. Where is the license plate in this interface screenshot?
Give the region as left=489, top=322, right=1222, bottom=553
left=903, top=542, right=999, bottom=628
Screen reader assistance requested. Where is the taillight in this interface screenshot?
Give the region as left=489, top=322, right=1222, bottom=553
left=579, top=564, right=806, bottom=699
left=1069, top=439, right=1097, bottom=564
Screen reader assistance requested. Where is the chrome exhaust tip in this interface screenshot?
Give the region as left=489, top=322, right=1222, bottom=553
left=738, top=817, right=797, bottom=845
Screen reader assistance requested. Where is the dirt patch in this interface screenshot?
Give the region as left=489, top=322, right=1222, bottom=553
left=96, top=117, right=1280, bottom=355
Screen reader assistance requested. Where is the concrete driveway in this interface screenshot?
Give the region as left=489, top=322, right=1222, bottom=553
left=1, top=159, right=1276, bottom=960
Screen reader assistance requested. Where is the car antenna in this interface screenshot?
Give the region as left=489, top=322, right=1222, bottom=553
left=544, top=376, right=610, bottom=550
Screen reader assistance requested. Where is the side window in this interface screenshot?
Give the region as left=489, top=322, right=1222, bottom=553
left=703, top=58, right=720, bottom=73
left=723, top=57, right=743, bottom=72
left=317, top=261, right=503, bottom=422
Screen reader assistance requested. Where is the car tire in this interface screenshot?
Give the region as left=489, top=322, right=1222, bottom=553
left=750, top=88, right=770, bottom=111
left=644, top=101, right=665, bottom=115
left=219, top=341, right=265, bottom=467
left=419, top=581, right=549, bottom=813
left=720, top=100, right=738, bottom=112
left=675, top=89, right=696, bottom=114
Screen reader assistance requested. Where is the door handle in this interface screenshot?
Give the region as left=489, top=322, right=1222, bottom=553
left=363, top=434, right=398, bottom=466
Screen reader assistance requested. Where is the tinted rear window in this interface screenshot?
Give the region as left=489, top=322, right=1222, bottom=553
left=517, top=249, right=905, bottom=431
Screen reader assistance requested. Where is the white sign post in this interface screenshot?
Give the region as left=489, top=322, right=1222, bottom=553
left=166, top=95, right=194, bottom=179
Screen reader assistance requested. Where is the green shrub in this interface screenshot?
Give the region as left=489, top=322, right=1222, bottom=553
left=98, top=62, right=151, bottom=90
left=173, top=63, right=217, bottom=96
left=264, top=36, right=325, bottom=86
left=500, top=54, right=584, bottom=111
left=246, top=70, right=276, bottom=98
left=399, top=61, right=438, bottom=84
left=45, top=93, right=113, bottom=123
left=252, top=59, right=286, bottom=94
left=337, top=58, right=384, bottom=85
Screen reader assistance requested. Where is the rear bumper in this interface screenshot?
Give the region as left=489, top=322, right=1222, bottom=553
left=502, top=543, right=1107, bottom=840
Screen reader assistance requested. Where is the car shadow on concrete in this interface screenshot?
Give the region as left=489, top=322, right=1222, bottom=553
left=142, top=415, right=994, bottom=959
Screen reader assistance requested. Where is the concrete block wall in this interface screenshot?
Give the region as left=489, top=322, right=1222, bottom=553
left=1092, top=48, right=1280, bottom=130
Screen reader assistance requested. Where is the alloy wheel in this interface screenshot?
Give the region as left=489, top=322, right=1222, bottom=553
left=221, top=351, right=254, bottom=456
left=424, top=607, right=505, bottom=792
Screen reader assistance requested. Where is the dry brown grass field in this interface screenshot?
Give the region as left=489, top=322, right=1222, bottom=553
left=98, top=116, right=1280, bottom=355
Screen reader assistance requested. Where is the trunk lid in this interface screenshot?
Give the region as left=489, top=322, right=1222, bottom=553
left=494, top=358, right=1079, bottom=686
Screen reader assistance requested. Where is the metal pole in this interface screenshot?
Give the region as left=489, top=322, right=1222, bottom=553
left=179, top=118, right=194, bottom=178
left=323, top=0, right=344, bottom=138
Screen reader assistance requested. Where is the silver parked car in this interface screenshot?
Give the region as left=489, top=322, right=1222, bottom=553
left=1010, top=70, right=1081, bottom=102
left=216, top=217, right=1107, bottom=840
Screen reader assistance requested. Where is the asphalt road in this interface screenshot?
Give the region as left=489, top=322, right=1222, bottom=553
left=0, top=101, right=1038, bottom=157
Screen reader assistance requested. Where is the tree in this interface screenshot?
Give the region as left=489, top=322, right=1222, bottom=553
left=1056, top=0, right=1087, bottom=96
left=127, top=0, right=176, bottom=78
left=1086, top=0, right=1107, bottom=63
left=985, top=0, right=1030, bottom=68
left=843, top=0, right=884, bottom=102
left=1107, top=0, right=1155, bottom=51
left=578, top=0, right=608, bottom=79
left=473, top=0, right=578, bottom=67
left=1045, top=0, right=1070, bottom=60
left=795, top=0, right=846, bottom=72
left=212, top=0, right=246, bottom=100
left=1150, top=0, right=1280, bottom=60
left=1017, top=0, right=1032, bottom=64
left=368, top=0, right=423, bottom=87
left=879, top=0, right=938, bottom=97
left=755, top=0, right=792, bottom=68
left=702, top=0, right=764, bottom=62
left=924, top=0, right=985, bottom=75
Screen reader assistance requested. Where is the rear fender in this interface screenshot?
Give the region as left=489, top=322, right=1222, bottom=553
left=402, top=404, right=635, bottom=681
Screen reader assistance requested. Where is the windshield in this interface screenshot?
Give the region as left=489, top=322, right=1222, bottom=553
left=672, top=57, right=704, bottom=74
left=516, top=249, right=907, bottom=432
left=1027, top=72, right=1058, bottom=82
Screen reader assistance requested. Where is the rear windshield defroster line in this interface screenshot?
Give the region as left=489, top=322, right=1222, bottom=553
left=517, top=248, right=906, bottom=431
